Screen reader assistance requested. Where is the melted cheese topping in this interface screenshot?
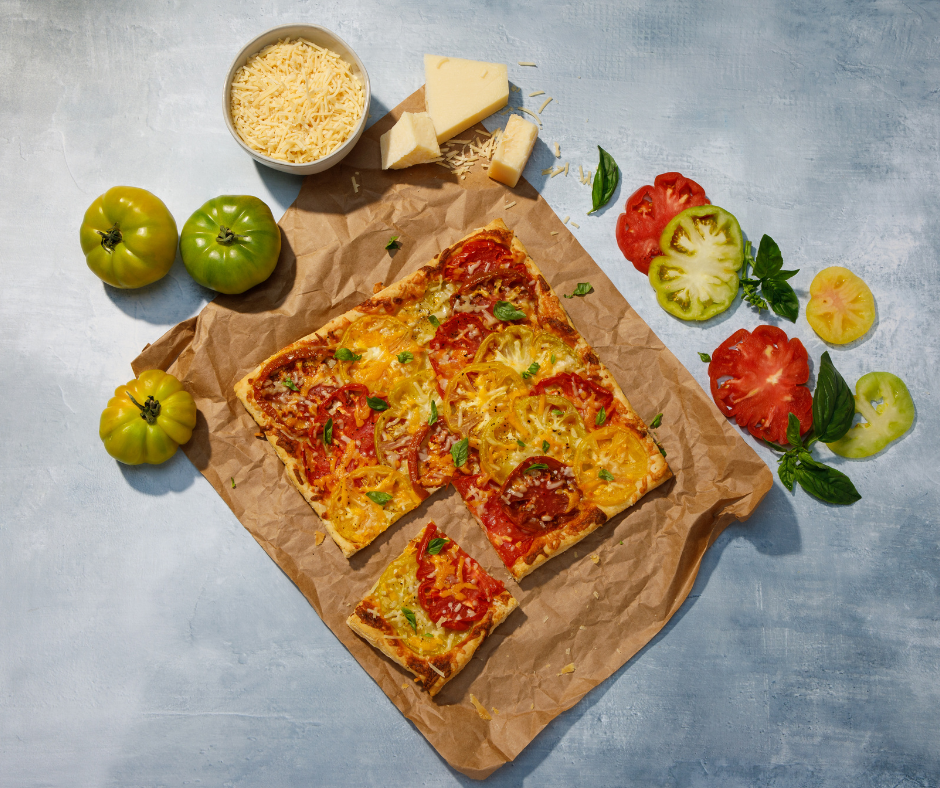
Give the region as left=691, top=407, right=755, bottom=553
left=230, top=38, right=365, bottom=164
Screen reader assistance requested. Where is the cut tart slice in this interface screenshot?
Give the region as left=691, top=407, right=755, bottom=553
left=346, top=522, right=517, bottom=695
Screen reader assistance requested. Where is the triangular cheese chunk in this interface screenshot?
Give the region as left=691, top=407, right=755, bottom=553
left=424, top=54, right=508, bottom=143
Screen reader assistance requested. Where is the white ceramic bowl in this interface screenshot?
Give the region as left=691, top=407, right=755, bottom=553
left=223, top=24, right=371, bottom=175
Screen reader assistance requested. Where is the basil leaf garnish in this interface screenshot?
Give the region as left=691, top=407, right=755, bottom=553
left=650, top=413, right=663, bottom=429
left=794, top=457, right=862, bottom=505
left=335, top=348, right=362, bottom=362
left=385, top=235, right=400, bottom=251
left=786, top=412, right=804, bottom=449
left=699, top=352, right=711, bottom=363
left=588, top=146, right=619, bottom=214
left=282, top=378, right=299, bottom=391
left=542, top=440, right=550, bottom=453
left=493, top=301, right=525, bottom=321
left=564, top=282, right=594, bottom=299
left=323, top=417, right=333, bottom=445
left=401, top=607, right=417, bottom=632
left=595, top=406, right=607, bottom=426
left=521, top=362, right=539, bottom=380
left=451, top=437, right=469, bottom=468
left=367, top=396, right=389, bottom=411
left=813, top=352, right=855, bottom=443
left=525, top=462, right=550, bottom=473
left=428, top=399, right=438, bottom=426
left=366, top=491, right=394, bottom=506
left=516, top=439, right=526, bottom=448
left=428, top=314, right=440, bottom=327
left=426, top=537, right=449, bottom=555
left=598, top=468, right=615, bottom=482
left=397, top=351, right=414, bottom=364
left=777, top=452, right=797, bottom=492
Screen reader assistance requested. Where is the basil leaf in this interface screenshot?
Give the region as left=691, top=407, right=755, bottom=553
left=550, top=354, right=557, bottom=365
left=813, top=351, right=855, bottom=443
left=598, top=468, right=615, bottom=482
left=762, top=278, right=800, bottom=323
left=428, top=314, right=440, bottom=327
left=494, top=301, right=525, bottom=321
left=521, top=362, right=539, bottom=380
left=366, top=491, right=394, bottom=506
left=776, top=269, right=800, bottom=281
left=402, top=607, right=417, bottom=632
left=752, top=234, right=784, bottom=279
left=777, top=451, right=797, bottom=492
left=525, top=462, right=550, bottom=473
left=595, top=406, right=607, bottom=426
left=426, top=537, right=449, bottom=555
left=231, top=477, right=236, bottom=489
left=551, top=409, right=563, bottom=416
left=385, top=235, right=400, bottom=251
left=335, top=348, right=361, bottom=362
left=516, top=439, right=526, bottom=448
left=794, top=457, right=861, bottom=505
left=451, top=437, right=469, bottom=468
left=282, top=377, right=299, bottom=392
left=542, top=440, right=550, bottom=454
left=650, top=412, right=663, bottom=429
left=588, top=146, right=619, bottom=214
left=698, top=352, right=711, bottom=363
left=786, top=412, right=804, bottom=448
left=397, top=351, right=414, bottom=364
left=323, top=417, right=333, bottom=445
left=428, top=399, right=438, bottom=426
left=565, top=282, right=594, bottom=298
left=367, top=396, right=389, bottom=411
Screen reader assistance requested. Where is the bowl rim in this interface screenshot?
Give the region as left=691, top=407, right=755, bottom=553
left=222, top=23, right=372, bottom=171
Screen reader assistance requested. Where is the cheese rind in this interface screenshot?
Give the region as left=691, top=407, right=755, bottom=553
left=488, top=115, right=539, bottom=188
left=380, top=111, right=441, bottom=170
left=424, top=54, right=508, bottom=143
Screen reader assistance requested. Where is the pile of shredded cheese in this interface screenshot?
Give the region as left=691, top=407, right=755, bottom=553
left=230, top=38, right=365, bottom=164
left=432, top=128, right=503, bottom=179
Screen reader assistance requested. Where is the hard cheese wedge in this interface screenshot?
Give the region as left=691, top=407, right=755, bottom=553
left=488, top=114, right=539, bottom=188
left=424, top=54, right=508, bottom=144
left=380, top=111, right=441, bottom=170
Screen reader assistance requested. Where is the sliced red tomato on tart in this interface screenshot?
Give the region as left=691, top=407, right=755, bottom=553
left=427, top=313, right=491, bottom=389
left=442, top=238, right=515, bottom=282
left=708, top=325, right=813, bottom=445
left=615, top=172, right=710, bottom=274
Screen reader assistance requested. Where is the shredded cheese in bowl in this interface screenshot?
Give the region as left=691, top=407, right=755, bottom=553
left=230, top=37, right=366, bottom=164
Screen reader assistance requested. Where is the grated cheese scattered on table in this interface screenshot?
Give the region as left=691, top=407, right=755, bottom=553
left=470, top=694, right=492, bottom=720
left=538, top=96, right=554, bottom=114
left=529, top=90, right=545, bottom=97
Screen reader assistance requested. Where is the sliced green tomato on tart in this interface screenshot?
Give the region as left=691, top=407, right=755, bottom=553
left=826, top=372, right=915, bottom=458
left=473, top=325, right=583, bottom=382
left=648, top=205, right=744, bottom=321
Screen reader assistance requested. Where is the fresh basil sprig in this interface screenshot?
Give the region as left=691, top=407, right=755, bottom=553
left=366, top=491, right=394, bottom=506
left=588, top=146, right=619, bottom=214
left=451, top=437, right=469, bottom=468
left=768, top=353, right=860, bottom=505
left=494, top=301, right=525, bottom=321
left=740, top=235, right=800, bottom=322
left=426, top=537, right=449, bottom=555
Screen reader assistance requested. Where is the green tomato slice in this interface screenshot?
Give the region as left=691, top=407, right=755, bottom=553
left=648, top=205, right=744, bottom=321
left=826, top=372, right=915, bottom=458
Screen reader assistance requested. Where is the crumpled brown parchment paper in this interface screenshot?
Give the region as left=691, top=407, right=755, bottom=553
left=132, top=88, right=772, bottom=780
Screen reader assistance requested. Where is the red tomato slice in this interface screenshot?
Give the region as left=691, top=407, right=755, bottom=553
left=532, top=373, right=615, bottom=427
left=615, top=172, right=710, bottom=274
left=443, top=239, right=514, bottom=282
left=405, top=422, right=455, bottom=495
left=307, top=384, right=380, bottom=471
left=708, top=325, right=813, bottom=445
left=428, top=313, right=491, bottom=389
left=499, top=456, right=582, bottom=533
left=416, top=523, right=504, bottom=631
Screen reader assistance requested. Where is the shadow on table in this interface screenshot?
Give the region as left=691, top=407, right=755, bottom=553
left=117, top=445, right=201, bottom=496
left=440, top=484, right=800, bottom=785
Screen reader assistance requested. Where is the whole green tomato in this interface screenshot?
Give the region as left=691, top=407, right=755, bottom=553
left=99, top=370, right=197, bottom=465
left=80, top=186, right=178, bottom=288
left=180, top=195, right=281, bottom=294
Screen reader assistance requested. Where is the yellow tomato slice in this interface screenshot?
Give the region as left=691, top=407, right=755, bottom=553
left=474, top=325, right=583, bottom=382
left=394, top=277, right=457, bottom=346
left=327, top=465, right=421, bottom=546
left=479, top=395, right=586, bottom=484
left=806, top=266, right=876, bottom=344
left=374, top=370, right=439, bottom=469
left=337, top=315, right=424, bottom=391
left=574, top=425, right=649, bottom=507
left=375, top=550, right=459, bottom=656
left=443, top=362, right=526, bottom=441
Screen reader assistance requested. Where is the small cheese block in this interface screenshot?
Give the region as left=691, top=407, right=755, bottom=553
left=488, top=115, right=539, bottom=188
left=424, top=54, right=508, bottom=144
left=380, top=111, right=441, bottom=170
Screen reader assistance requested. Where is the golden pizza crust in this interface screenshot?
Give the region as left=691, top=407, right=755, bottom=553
left=346, top=524, right=518, bottom=696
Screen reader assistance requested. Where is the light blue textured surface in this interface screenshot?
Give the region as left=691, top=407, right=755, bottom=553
left=2, top=1, right=938, bottom=785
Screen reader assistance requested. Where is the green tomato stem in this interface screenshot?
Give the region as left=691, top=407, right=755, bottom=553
left=215, top=225, right=243, bottom=245
left=128, top=393, right=162, bottom=425
left=97, top=223, right=122, bottom=253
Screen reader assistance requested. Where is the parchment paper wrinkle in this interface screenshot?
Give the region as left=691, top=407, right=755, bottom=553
left=131, top=88, right=771, bottom=780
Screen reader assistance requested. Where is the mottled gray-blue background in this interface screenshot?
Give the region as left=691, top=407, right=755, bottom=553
left=2, top=1, right=938, bottom=786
